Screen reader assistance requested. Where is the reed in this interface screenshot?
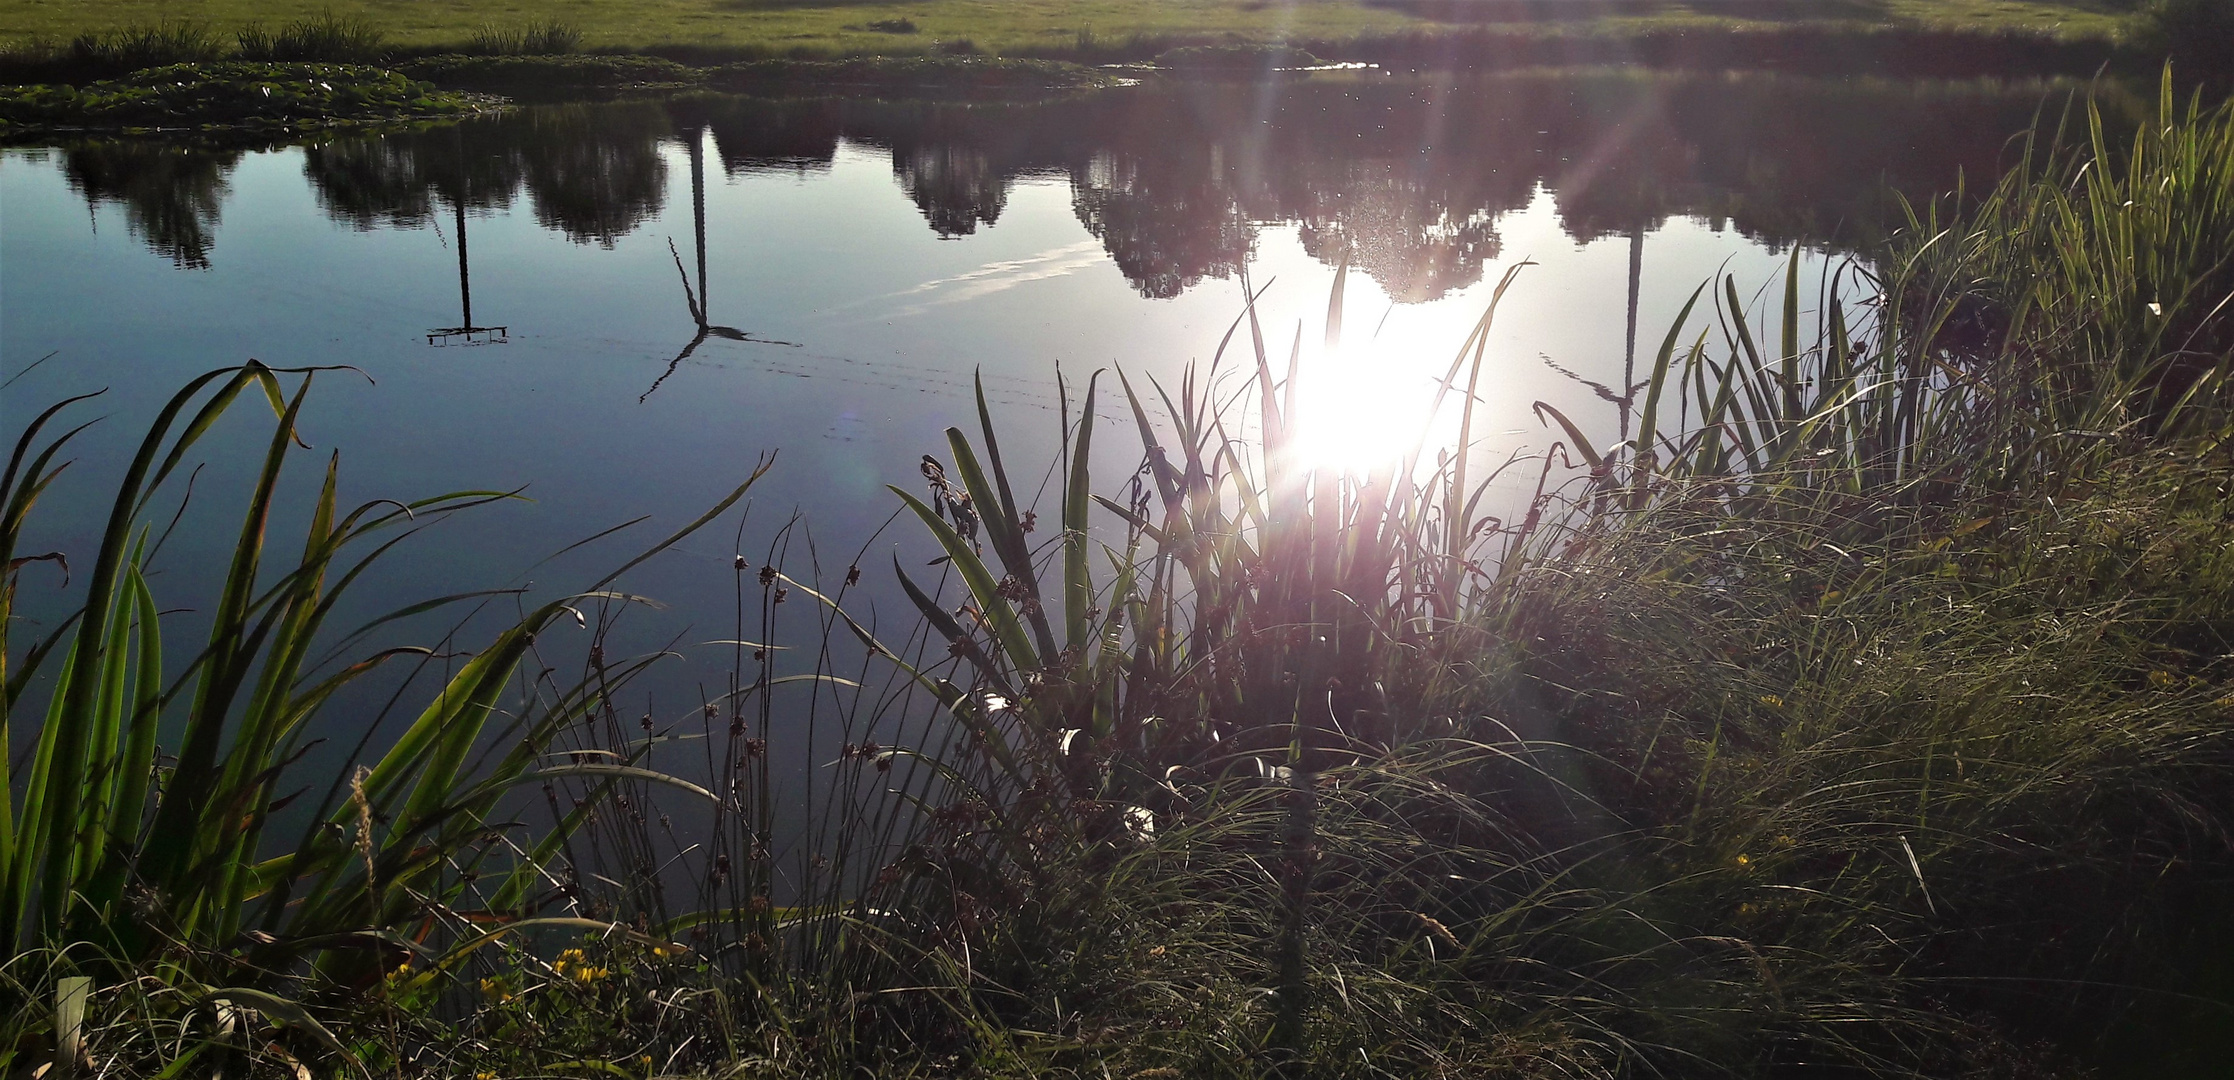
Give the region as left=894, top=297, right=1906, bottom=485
left=686, top=69, right=2234, bottom=1075
left=0, top=363, right=765, bottom=1076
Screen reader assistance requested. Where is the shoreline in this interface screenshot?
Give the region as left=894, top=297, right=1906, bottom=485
left=0, top=29, right=2183, bottom=137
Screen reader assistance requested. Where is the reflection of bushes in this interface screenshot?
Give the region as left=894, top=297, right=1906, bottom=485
left=303, top=102, right=670, bottom=247
left=1071, top=154, right=1256, bottom=298
left=45, top=73, right=2127, bottom=309
left=305, top=115, right=527, bottom=229
left=894, top=144, right=1009, bottom=236
left=58, top=139, right=239, bottom=268
left=517, top=104, right=672, bottom=247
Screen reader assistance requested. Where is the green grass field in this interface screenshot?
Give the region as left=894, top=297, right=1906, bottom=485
left=0, top=0, right=2136, bottom=54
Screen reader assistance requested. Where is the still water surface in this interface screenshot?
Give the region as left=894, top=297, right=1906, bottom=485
left=1, top=71, right=2086, bottom=724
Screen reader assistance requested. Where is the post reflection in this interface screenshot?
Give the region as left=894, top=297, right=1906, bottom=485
left=640, top=124, right=799, bottom=402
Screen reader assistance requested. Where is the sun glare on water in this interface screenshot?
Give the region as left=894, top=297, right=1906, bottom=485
left=1282, top=307, right=1493, bottom=477
left=1288, top=341, right=1435, bottom=473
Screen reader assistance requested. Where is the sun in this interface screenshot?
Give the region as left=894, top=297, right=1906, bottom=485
left=1286, top=341, right=1421, bottom=473
left=1284, top=318, right=1486, bottom=478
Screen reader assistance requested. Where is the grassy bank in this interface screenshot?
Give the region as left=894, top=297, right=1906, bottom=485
left=0, top=0, right=2142, bottom=56
left=0, top=26, right=2181, bottom=114
left=5, top=0, right=2211, bottom=91
left=6, top=73, right=2234, bottom=1080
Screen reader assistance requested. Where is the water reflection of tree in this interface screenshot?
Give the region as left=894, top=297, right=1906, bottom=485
left=75, top=73, right=2089, bottom=307
left=305, top=118, right=523, bottom=229
left=893, top=145, right=1009, bottom=237
left=1294, top=171, right=1502, bottom=303
left=691, top=95, right=841, bottom=176
left=304, top=104, right=668, bottom=248
left=1071, top=150, right=1254, bottom=299
left=60, top=142, right=240, bottom=269
left=516, top=105, right=669, bottom=248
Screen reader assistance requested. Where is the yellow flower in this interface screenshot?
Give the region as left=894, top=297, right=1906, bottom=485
left=1733, top=853, right=1751, bottom=868
left=2150, top=670, right=2177, bottom=689
left=1757, top=694, right=1784, bottom=709
left=477, top=1073, right=496, bottom=1080
left=572, top=965, right=608, bottom=984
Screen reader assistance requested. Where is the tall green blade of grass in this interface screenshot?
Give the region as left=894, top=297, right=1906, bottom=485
left=4, top=363, right=767, bottom=987
left=34, top=363, right=286, bottom=940
left=1064, top=373, right=1101, bottom=657
left=135, top=373, right=313, bottom=941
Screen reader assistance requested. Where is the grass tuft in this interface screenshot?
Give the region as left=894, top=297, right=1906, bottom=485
left=465, top=19, right=585, bottom=57
left=234, top=11, right=386, bottom=63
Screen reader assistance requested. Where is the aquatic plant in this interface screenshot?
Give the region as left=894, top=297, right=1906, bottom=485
left=706, top=71, right=2234, bottom=1075
left=0, top=363, right=764, bottom=1074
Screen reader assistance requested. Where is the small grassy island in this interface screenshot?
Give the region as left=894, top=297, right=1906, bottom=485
left=0, top=61, right=486, bottom=131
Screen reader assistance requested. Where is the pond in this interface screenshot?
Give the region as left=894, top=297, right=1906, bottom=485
left=2, top=70, right=2101, bottom=756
